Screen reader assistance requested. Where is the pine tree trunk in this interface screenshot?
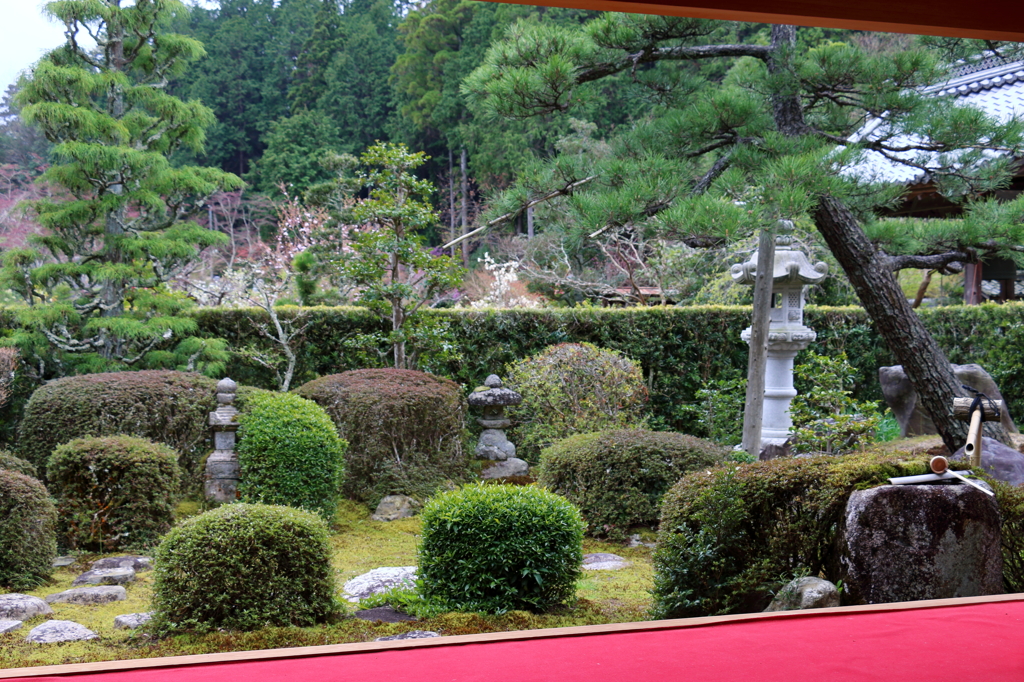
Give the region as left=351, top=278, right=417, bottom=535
left=460, top=148, right=469, bottom=268
left=449, top=148, right=457, bottom=245
left=812, top=196, right=971, bottom=452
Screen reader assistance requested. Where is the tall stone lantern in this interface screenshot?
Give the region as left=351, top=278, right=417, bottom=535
left=730, top=229, right=828, bottom=447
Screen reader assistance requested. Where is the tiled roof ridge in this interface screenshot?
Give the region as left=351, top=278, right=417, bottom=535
left=928, top=59, right=1024, bottom=98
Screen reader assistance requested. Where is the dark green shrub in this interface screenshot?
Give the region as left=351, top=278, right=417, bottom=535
left=506, top=343, right=648, bottom=462
left=0, top=450, right=37, bottom=478
left=47, top=436, right=180, bottom=551
left=651, top=452, right=938, bottom=619
left=237, top=391, right=346, bottom=519
left=151, top=503, right=338, bottom=632
left=990, top=479, right=1024, bottom=594
left=16, top=371, right=217, bottom=491
left=418, top=483, right=584, bottom=613
left=0, top=469, right=56, bottom=589
left=295, top=369, right=469, bottom=506
left=538, top=429, right=727, bottom=538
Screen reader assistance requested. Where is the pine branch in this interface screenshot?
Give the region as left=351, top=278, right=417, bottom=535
left=575, top=44, right=772, bottom=84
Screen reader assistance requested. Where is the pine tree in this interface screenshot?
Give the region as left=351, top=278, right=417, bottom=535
left=466, top=16, right=1024, bottom=451
left=3, top=0, right=241, bottom=376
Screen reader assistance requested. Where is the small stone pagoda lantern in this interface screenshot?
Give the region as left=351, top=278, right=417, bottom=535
left=468, top=375, right=529, bottom=479
left=205, top=377, right=240, bottom=503
left=730, top=226, right=828, bottom=447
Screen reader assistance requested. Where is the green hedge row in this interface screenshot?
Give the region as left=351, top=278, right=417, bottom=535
left=5, top=303, right=1024, bottom=440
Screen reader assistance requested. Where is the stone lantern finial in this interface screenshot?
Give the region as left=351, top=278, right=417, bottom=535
left=731, top=229, right=828, bottom=447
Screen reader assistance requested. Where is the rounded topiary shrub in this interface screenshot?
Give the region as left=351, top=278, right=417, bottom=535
left=0, top=469, right=56, bottom=589
left=539, top=429, right=728, bottom=538
left=295, top=369, right=469, bottom=506
left=506, top=343, right=648, bottom=462
left=0, top=450, right=37, bottom=478
left=418, top=484, right=584, bottom=613
left=152, top=503, right=338, bottom=632
left=47, top=436, right=180, bottom=551
left=16, top=370, right=217, bottom=491
left=236, top=391, right=346, bottom=520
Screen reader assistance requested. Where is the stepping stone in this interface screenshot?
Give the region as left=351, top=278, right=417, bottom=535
left=0, top=620, right=23, bottom=634
left=582, top=553, right=631, bottom=571
left=343, top=567, right=417, bottom=603
left=52, top=556, right=77, bottom=568
left=91, top=556, right=153, bottom=573
left=46, top=586, right=127, bottom=605
left=354, top=606, right=418, bottom=623
left=25, top=620, right=98, bottom=643
left=114, top=612, right=154, bottom=630
left=0, top=594, right=53, bottom=620
left=374, top=630, right=440, bottom=641
left=72, top=567, right=136, bottom=586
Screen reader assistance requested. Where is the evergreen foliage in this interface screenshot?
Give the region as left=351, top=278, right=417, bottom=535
left=0, top=469, right=56, bottom=590
left=418, top=483, right=584, bottom=613
left=152, top=503, right=339, bottom=632
left=506, top=342, right=648, bottom=461
left=294, top=368, right=470, bottom=507
left=47, top=435, right=180, bottom=551
left=16, top=370, right=217, bottom=491
left=4, top=0, right=241, bottom=377
left=236, top=390, right=347, bottom=519
left=0, top=450, right=38, bottom=478
left=538, top=429, right=727, bottom=538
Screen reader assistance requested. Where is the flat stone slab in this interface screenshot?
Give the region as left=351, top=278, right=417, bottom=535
left=46, top=586, right=127, bottom=605
left=0, top=594, right=53, bottom=620
left=343, top=567, right=417, bottom=603
left=583, top=553, right=631, bottom=571
left=374, top=630, right=440, bottom=641
left=25, top=620, right=99, bottom=643
left=52, top=556, right=77, bottom=568
left=91, top=556, right=153, bottom=573
left=353, top=606, right=418, bottom=623
left=114, top=612, right=154, bottom=630
left=0, top=620, right=23, bottom=634
left=72, top=567, right=136, bottom=586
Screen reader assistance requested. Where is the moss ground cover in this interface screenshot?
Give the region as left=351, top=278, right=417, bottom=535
left=0, top=502, right=655, bottom=670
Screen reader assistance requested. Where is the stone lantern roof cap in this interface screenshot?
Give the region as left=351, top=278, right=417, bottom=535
left=467, top=375, right=522, bottom=408
left=730, top=241, right=828, bottom=286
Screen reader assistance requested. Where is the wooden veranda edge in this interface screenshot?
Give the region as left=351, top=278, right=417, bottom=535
left=3, top=593, right=1023, bottom=679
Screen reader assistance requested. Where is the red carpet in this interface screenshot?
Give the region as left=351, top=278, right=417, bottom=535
left=8, top=599, right=1024, bottom=682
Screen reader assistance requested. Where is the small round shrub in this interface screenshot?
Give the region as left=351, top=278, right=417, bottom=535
left=418, top=484, right=584, bottom=613
left=17, top=371, right=217, bottom=491
left=47, top=436, right=180, bottom=551
left=152, top=503, right=338, bottom=632
left=0, top=469, right=56, bottom=589
left=237, top=391, right=346, bottom=519
left=295, top=369, right=469, bottom=507
left=506, top=343, right=648, bottom=462
left=0, top=450, right=37, bottom=478
left=538, top=429, right=728, bottom=538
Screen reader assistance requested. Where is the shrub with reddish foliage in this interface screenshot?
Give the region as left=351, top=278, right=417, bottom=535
left=16, top=371, right=217, bottom=492
left=295, top=369, right=469, bottom=506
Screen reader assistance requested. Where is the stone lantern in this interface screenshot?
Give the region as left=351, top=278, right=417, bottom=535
left=205, top=377, right=240, bottom=503
left=467, top=375, right=529, bottom=479
left=730, top=228, right=828, bottom=447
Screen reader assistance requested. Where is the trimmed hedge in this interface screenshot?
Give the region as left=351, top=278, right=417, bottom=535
left=16, top=370, right=217, bottom=492
left=295, top=369, right=469, bottom=507
left=651, top=451, right=1024, bottom=619
left=0, top=450, right=37, bottom=478
left=0, top=469, right=56, bottom=589
left=237, top=391, right=347, bottom=519
left=152, top=503, right=338, bottom=632
left=48, top=436, right=180, bottom=551
left=538, top=429, right=728, bottom=538
left=419, top=484, right=584, bottom=614
left=506, top=343, right=648, bottom=462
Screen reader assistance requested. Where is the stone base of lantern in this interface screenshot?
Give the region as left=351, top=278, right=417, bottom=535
left=742, top=326, right=816, bottom=450
left=204, top=449, right=239, bottom=502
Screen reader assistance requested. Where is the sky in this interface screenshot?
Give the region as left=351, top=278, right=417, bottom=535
left=0, top=0, right=67, bottom=95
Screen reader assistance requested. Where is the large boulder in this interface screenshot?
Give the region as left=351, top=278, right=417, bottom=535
left=764, top=577, right=839, bottom=612
left=25, top=620, right=98, bottom=643
left=0, top=594, right=52, bottom=620
left=371, top=495, right=419, bottom=522
left=342, top=567, right=417, bottom=603
left=951, top=437, right=1024, bottom=487
left=879, top=364, right=1017, bottom=438
left=836, top=484, right=1002, bottom=605
left=72, top=567, right=136, bottom=586
left=46, top=586, right=127, bottom=605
